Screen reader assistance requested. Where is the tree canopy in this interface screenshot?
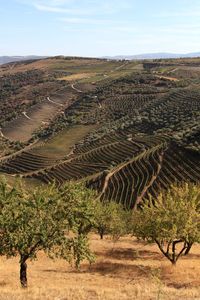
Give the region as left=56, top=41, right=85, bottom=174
left=132, top=183, right=200, bottom=265
left=0, top=178, right=96, bottom=287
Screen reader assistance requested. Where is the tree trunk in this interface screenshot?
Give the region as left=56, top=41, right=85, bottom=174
left=98, top=228, right=104, bottom=240
left=20, top=258, right=28, bottom=288
left=184, top=243, right=193, bottom=255
left=98, top=227, right=104, bottom=240
left=171, top=259, right=176, bottom=266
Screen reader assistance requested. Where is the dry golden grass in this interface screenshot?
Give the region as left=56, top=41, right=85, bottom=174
left=155, top=75, right=179, bottom=81
left=58, top=73, right=96, bottom=81
left=0, top=235, right=199, bottom=300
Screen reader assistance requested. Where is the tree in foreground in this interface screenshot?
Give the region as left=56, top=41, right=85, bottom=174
left=59, top=182, right=96, bottom=269
left=0, top=178, right=96, bottom=287
left=94, top=200, right=131, bottom=240
left=132, top=183, right=200, bottom=265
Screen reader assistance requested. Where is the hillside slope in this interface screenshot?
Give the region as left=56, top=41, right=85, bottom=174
left=0, top=57, right=199, bottom=208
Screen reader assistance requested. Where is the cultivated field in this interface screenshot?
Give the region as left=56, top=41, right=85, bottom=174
left=0, top=56, right=200, bottom=206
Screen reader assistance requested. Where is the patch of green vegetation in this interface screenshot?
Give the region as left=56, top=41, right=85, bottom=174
left=32, top=125, right=97, bottom=158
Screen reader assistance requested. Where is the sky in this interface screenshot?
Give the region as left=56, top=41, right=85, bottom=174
left=1, top=0, right=200, bottom=57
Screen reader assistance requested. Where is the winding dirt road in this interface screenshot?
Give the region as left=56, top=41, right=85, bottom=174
left=71, top=84, right=83, bottom=93
left=47, top=97, right=64, bottom=107
left=22, top=111, right=32, bottom=120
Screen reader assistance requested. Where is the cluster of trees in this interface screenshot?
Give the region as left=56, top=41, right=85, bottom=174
left=0, top=178, right=199, bottom=288
left=0, top=69, right=66, bottom=127
left=34, top=72, right=166, bottom=139
left=0, top=70, right=44, bottom=126
left=0, top=70, right=45, bottom=102
left=33, top=69, right=198, bottom=145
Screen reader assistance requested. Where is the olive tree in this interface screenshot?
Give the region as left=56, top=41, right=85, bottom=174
left=132, top=183, right=200, bottom=265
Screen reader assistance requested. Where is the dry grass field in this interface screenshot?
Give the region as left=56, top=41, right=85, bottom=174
left=0, top=234, right=199, bottom=300
left=58, top=73, right=96, bottom=81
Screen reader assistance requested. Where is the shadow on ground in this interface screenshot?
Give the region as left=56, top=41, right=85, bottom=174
left=95, top=248, right=163, bottom=262
left=42, top=261, right=159, bottom=281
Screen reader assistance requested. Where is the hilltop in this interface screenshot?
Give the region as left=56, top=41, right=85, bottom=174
left=1, top=52, right=200, bottom=65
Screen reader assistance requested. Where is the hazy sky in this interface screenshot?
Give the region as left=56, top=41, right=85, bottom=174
left=1, top=0, right=200, bottom=56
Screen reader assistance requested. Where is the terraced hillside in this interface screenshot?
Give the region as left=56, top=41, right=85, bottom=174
left=0, top=56, right=199, bottom=208
left=87, top=142, right=200, bottom=208
left=0, top=150, right=59, bottom=174
left=0, top=57, right=139, bottom=142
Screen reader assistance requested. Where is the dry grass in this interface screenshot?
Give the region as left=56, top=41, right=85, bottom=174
left=58, top=73, right=96, bottom=81
left=155, top=75, right=179, bottom=82
left=0, top=235, right=199, bottom=300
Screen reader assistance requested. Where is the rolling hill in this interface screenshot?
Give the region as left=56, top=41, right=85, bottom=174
left=104, top=52, right=200, bottom=60
left=0, top=55, right=48, bottom=65
left=0, top=56, right=199, bottom=209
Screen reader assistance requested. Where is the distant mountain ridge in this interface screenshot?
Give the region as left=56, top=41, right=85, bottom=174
left=1, top=52, right=200, bottom=65
left=104, top=52, right=200, bottom=60
left=0, top=56, right=48, bottom=65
